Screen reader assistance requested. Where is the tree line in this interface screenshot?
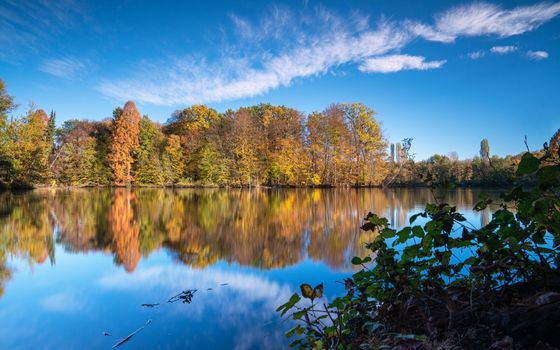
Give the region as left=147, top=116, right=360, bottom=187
left=0, top=79, right=556, bottom=188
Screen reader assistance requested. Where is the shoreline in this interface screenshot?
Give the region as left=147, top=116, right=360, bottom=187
left=1, top=182, right=514, bottom=192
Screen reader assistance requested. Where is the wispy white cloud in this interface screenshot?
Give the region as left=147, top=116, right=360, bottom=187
left=358, top=55, right=446, bottom=73
left=467, top=50, right=486, bottom=60
left=98, top=20, right=413, bottom=105
left=415, top=2, right=560, bottom=42
left=0, top=0, right=88, bottom=63
left=40, top=57, right=90, bottom=80
left=527, top=50, right=549, bottom=59
left=490, top=45, right=518, bottom=54
left=98, top=2, right=560, bottom=106
left=40, top=291, right=85, bottom=313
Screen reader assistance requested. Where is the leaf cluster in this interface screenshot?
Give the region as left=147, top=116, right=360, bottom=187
left=278, top=148, right=560, bottom=349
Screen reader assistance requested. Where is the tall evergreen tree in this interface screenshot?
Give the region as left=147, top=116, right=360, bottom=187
left=480, top=138, right=490, bottom=163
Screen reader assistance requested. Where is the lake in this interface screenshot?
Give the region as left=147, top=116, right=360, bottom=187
left=0, top=188, right=496, bottom=349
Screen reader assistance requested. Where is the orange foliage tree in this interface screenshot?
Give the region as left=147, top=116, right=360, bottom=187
left=108, top=189, right=140, bottom=272
left=108, top=101, right=140, bottom=185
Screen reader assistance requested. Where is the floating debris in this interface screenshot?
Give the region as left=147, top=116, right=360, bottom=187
left=141, top=303, right=160, bottom=308
left=102, top=331, right=111, bottom=336
left=168, top=289, right=197, bottom=304
left=220, top=283, right=228, bottom=286
left=207, top=288, right=213, bottom=291
left=112, top=320, right=152, bottom=348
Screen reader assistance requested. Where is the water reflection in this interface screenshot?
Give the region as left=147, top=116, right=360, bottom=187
left=0, top=188, right=494, bottom=294
left=0, top=188, right=498, bottom=349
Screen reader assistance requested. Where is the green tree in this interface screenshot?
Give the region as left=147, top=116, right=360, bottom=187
left=480, top=138, right=490, bottom=163
left=135, top=115, right=164, bottom=184
left=198, top=143, right=229, bottom=185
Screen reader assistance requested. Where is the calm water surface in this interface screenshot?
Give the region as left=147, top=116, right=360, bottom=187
left=0, top=188, right=496, bottom=349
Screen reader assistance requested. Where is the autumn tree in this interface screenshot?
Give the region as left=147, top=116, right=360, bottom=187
left=7, top=108, right=50, bottom=184
left=164, top=105, right=221, bottom=179
left=108, top=101, right=140, bottom=185
left=341, top=102, right=387, bottom=185
left=0, top=80, right=16, bottom=182
left=108, top=189, right=140, bottom=272
left=248, top=104, right=309, bottom=185
left=52, top=120, right=98, bottom=185
left=135, top=115, right=164, bottom=185
left=0, top=80, right=16, bottom=129
left=226, top=109, right=261, bottom=185
left=307, top=106, right=354, bottom=185
left=162, top=134, right=185, bottom=184
left=549, top=128, right=560, bottom=156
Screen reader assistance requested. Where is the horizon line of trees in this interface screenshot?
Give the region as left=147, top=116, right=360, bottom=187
left=1, top=79, right=558, bottom=188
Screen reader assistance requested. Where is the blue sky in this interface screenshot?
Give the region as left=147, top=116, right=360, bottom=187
left=1, top=0, right=559, bottom=160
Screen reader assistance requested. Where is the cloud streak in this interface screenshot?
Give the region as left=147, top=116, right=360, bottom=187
left=490, top=45, right=518, bottom=54
left=467, top=50, right=486, bottom=60
left=414, top=2, right=560, bottom=42
left=97, top=2, right=560, bottom=106
left=527, top=50, right=549, bottom=59
left=0, top=0, right=88, bottom=63
left=99, top=21, right=412, bottom=105
left=358, top=55, right=446, bottom=73
left=40, top=57, right=90, bottom=80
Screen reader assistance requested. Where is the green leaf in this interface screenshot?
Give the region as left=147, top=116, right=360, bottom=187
left=409, top=213, right=426, bottom=224
left=422, top=234, right=433, bottom=251
left=351, top=257, right=362, bottom=265
left=292, top=309, right=307, bottom=320
left=395, top=227, right=411, bottom=245
left=277, top=293, right=301, bottom=315
left=517, top=152, right=539, bottom=175
left=412, top=226, right=424, bottom=238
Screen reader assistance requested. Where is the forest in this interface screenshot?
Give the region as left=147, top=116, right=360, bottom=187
left=0, top=79, right=555, bottom=189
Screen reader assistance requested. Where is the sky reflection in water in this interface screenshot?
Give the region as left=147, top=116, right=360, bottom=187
left=0, top=188, right=496, bottom=349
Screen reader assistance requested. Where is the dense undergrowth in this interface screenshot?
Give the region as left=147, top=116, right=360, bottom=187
left=278, top=145, right=560, bottom=349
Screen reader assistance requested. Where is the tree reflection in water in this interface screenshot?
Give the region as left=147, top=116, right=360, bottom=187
left=0, top=187, right=494, bottom=291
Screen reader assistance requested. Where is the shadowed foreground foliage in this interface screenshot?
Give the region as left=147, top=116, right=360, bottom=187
left=278, top=145, right=560, bottom=349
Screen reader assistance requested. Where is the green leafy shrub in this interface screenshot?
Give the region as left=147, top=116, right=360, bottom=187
left=278, top=146, right=560, bottom=349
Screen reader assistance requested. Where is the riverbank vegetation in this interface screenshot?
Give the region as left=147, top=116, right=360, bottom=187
left=1, top=79, right=550, bottom=189
left=278, top=146, right=560, bottom=349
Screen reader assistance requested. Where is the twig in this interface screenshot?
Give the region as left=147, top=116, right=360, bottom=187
left=112, top=319, right=152, bottom=348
